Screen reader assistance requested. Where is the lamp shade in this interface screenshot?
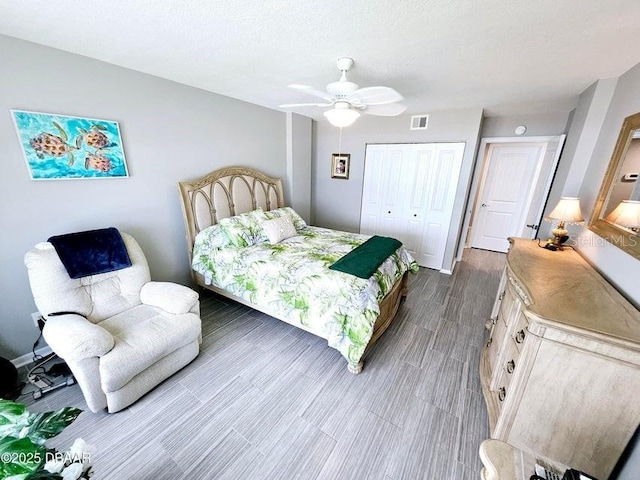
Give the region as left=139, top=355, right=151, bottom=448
left=546, top=197, right=584, bottom=223
left=323, top=103, right=360, bottom=127
left=605, top=200, right=640, bottom=228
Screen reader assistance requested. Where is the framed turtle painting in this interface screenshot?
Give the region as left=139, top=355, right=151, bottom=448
left=11, top=110, right=129, bottom=180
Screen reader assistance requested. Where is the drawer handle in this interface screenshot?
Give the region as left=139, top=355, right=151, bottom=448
left=498, top=387, right=506, bottom=402
left=506, top=359, right=515, bottom=374
left=515, top=329, right=526, bottom=344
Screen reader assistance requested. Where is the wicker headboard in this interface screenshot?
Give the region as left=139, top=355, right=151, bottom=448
left=178, top=166, right=284, bottom=259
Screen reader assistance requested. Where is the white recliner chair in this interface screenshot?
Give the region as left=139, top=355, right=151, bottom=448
left=24, top=231, right=201, bottom=413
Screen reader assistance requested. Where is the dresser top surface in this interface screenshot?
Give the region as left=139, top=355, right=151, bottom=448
left=507, top=238, right=640, bottom=345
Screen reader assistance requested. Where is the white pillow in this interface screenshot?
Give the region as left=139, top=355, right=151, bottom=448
left=262, top=216, right=298, bottom=244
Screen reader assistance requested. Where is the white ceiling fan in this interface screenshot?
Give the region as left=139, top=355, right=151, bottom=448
left=279, top=57, right=407, bottom=127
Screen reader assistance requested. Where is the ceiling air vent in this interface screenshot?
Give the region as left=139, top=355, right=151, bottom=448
left=410, top=115, right=429, bottom=130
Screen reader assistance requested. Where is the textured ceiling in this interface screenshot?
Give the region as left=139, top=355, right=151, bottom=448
left=1, top=0, right=640, bottom=118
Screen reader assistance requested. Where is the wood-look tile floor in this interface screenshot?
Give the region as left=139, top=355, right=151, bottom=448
left=18, top=248, right=505, bottom=480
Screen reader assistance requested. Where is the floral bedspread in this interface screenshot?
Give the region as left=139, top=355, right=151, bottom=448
left=192, top=226, right=418, bottom=366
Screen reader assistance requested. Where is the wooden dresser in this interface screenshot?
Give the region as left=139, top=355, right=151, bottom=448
left=479, top=238, right=640, bottom=479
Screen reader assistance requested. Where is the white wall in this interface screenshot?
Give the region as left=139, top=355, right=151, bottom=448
left=0, top=35, right=286, bottom=360
left=286, top=113, right=312, bottom=222
left=542, top=78, right=617, bottom=239
left=312, top=109, right=484, bottom=272
left=481, top=112, right=570, bottom=138
left=571, top=63, right=640, bottom=305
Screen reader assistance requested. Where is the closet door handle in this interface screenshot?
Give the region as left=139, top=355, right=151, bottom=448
left=387, top=211, right=391, bottom=214
left=481, top=203, right=489, bottom=207
left=413, top=214, right=417, bottom=217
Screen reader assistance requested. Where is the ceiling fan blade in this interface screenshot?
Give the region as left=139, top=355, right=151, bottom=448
left=364, top=103, right=408, bottom=116
left=349, top=86, right=403, bottom=105
left=288, top=84, right=333, bottom=101
left=279, top=102, right=333, bottom=108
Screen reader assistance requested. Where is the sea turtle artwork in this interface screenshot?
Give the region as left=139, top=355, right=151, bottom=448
left=77, top=124, right=119, bottom=172
left=77, top=124, right=116, bottom=150
left=28, top=121, right=79, bottom=166
left=84, top=153, right=113, bottom=172
left=12, top=110, right=129, bottom=180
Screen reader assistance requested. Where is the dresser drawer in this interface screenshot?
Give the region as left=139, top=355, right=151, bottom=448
left=492, top=383, right=508, bottom=410
left=500, top=339, right=520, bottom=391
left=499, top=283, right=521, bottom=323
left=511, top=312, right=529, bottom=353
left=488, top=317, right=509, bottom=384
left=491, top=334, right=521, bottom=397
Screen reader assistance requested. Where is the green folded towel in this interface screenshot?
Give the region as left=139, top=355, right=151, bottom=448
left=329, top=235, right=402, bottom=279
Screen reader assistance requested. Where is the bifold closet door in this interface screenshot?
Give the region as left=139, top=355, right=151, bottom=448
left=360, top=143, right=465, bottom=270
left=359, top=144, right=408, bottom=239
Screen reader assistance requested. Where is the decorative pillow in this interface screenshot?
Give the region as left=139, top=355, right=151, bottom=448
left=194, top=223, right=234, bottom=251
left=194, top=208, right=268, bottom=250
left=218, top=208, right=269, bottom=247
left=264, top=207, right=307, bottom=231
left=262, top=216, right=298, bottom=244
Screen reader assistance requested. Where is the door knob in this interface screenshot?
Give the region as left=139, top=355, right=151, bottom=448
left=481, top=203, right=488, bottom=207
left=526, top=224, right=539, bottom=230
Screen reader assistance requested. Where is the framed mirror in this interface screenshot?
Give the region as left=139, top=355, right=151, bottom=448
left=589, top=112, right=640, bottom=260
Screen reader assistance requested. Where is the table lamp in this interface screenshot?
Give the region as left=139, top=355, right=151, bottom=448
left=544, top=197, right=584, bottom=250
left=605, top=200, right=640, bottom=232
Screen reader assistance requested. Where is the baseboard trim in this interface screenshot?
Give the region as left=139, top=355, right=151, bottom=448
left=12, top=346, right=52, bottom=368
left=439, top=269, right=453, bottom=275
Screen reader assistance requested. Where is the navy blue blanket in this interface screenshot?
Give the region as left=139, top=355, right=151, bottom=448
left=48, top=228, right=132, bottom=279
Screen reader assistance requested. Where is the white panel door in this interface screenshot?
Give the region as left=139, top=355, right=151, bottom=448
left=413, top=143, right=465, bottom=269
left=522, top=135, right=565, bottom=237
left=360, top=145, right=406, bottom=238
left=361, top=142, right=465, bottom=270
left=471, top=144, right=544, bottom=252
left=400, top=145, right=434, bottom=258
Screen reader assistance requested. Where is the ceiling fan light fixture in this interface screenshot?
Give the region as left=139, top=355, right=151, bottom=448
left=324, top=106, right=360, bottom=127
left=284, top=57, right=404, bottom=125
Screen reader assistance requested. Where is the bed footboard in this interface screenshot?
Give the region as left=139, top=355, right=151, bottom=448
left=356, top=271, right=409, bottom=370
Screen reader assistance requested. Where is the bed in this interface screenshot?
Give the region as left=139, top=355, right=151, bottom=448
left=178, top=166, right=418, bottom=373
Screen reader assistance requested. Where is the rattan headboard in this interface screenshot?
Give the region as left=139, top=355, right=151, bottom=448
left=178, top=166, right=284, bottom=260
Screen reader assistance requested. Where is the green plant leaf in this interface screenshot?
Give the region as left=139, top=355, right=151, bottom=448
left=0, top=401, right=29, bottom=439
left=23, top=408, right=83, bottom=445
left=0, top=401, right=26, bottom=424
left=28, top=469, right=63, bottom=479
left=0, top=436, right=45, bottom=477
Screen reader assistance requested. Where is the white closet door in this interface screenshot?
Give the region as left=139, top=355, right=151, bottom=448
left=413, top=143, right=465, bottom=269
left=361, top=143, right=465, bottom=270
left=360, top=144, right=407, bottom=238
left=399, top=144, right=435, bottom=258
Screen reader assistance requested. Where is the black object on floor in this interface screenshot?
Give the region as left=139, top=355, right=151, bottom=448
left=0, top=356, right=23, bottom=400
left=47, top=362, right=72, bottom=377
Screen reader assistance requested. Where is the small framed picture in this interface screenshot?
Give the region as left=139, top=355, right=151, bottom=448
left=331, top=153, right=350, bottom=179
